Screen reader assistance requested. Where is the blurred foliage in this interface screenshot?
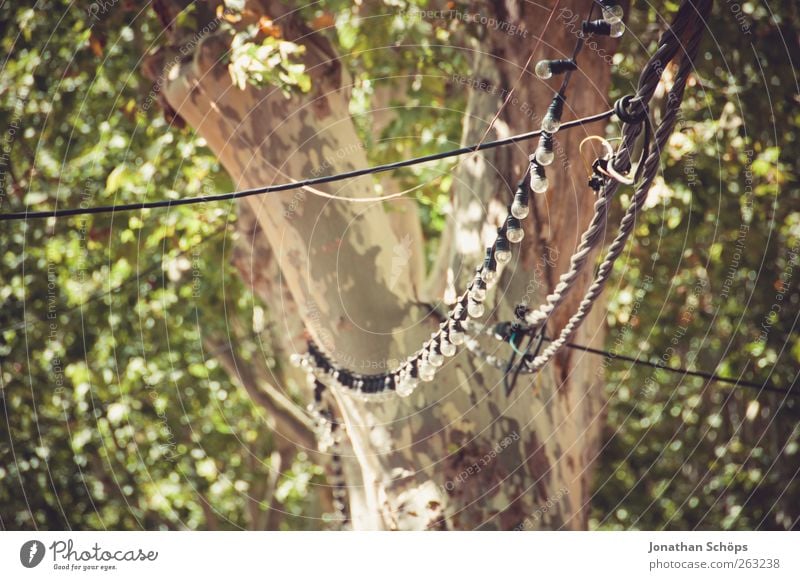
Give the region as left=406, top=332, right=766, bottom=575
left=591, top=0, right=800, bottom=530
left=1, top=0, right=798, bottom=530
left=0, top=0, right=323, bottom=530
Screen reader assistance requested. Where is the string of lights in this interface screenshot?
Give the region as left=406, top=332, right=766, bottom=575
left=501, top=0, right=615, bottom=391
left=305, top=382, right=349, bottom=526
left=6, top=1, right=731, bottom=410
left=6, top=223, right=791, bottom=399
left=493, top=0, right=712, bottom=393
left=292, top=1, right=645, bottom=400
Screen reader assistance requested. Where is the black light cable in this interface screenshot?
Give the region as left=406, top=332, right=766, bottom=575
left=510, top=1, right=600, bottom=392
left=482, top=322, right=799, bottom=398
left=554, top=337, right=798, bottom=398
left=0, top=110, right=614, bottom=222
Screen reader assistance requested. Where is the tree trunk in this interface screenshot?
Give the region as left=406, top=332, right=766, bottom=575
left=156, top=0, right=613, bottom=530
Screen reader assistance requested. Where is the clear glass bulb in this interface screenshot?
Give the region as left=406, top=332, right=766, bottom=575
left=534, top=60, right=552, bottom=80
left=495, top=248, right=512, bottom=264
left=507, top=226, right=525, bottom=244
left=448, top=324, right=465, bottom=346
left=428, top=351, right=444, bottom=367
left=610, top=20, right=625, bottom=38
left=535, top=145, right=554, bottom=166
left=602, top=4, right=624, bottom=24
left=440, top=340, right=456, bottom=357
left=468, top=300, right=485, bottom=318
left=511, top=198, right=529, bottom=219
left=481, top=268, right=498, bottom=284
left=531, top=174, right=549, bottom=194
left=418, top=362, right=436, bottom=382
left=469, top=285, right=487, bottom=302
left=541, top=114, right=561, bottom=133
left=397, top=375, right=418, bottom=397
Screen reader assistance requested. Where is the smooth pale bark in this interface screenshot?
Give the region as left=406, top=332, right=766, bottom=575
left=155, top=0, right=613, bottom=529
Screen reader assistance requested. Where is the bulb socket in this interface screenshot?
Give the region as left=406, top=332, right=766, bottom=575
left=582, top=19, right=624, bottom=37
left=495, top=228, right=511, bottom=254
left=483, top=246, right=498, bottom=273
left=546, top=94, right=565, bottom=122
left=549, top=58, right=577, bottom=75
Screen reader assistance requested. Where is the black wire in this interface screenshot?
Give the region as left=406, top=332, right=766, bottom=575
left=545, top=335, right=799, bottom=398
left=0, top=110, right=615, bottom=222
left=557, top=1, right=595, bottom=96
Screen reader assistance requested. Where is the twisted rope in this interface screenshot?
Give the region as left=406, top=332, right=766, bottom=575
left=521, top=0, right=706, bottom=329
left=481, top=0, right=712, bottom=376
left=523, top=0, right=710, bottom=373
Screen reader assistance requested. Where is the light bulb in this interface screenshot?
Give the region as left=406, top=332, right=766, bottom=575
left=468, top=300, right=485, bottom=318
left=469, top=285, right=487, bottom=302
left=536, top=148, right=554, bottom=166
left=535, top=59, right=576, bottom=80
left=397, top=375, right=418, bottom=397
left=418, top=361, right=436, bottom=382
left=428, top=350, right=444, bottom=367
left=530, top=163, right=549, bottom=193
left=541, top=113, right=561, bottom=133
left=583, top=18, right=625, bottom=38
left=481, top=268, right=498, bottom=284
left=609, top=20, right=625, bottom=38
left=448, top=321, right=465, bottom=345
left=531, top=174, right=549, bottom=193
left=511, top=194, right=529, bottom=219
left=506, top=226, right=525, bottom=243
left=535, top=135, right=555, bottom=166
left=289, top=353, right=303, bottom=367
left=541, top=94, right=564, bottom=134
left=506, top=213, right=524, bottom=243
left=494, top=227, right=512, bottom=265
left=602, top=4, right=624, bottom=24
left=495, top=248, right=512, bottom=264
left=534, top=60, right=553, bottom=80
left=440, top=340, right=456, bottom=357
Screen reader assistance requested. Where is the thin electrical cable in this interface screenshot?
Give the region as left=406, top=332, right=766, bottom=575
left=555, top=337, right=797, bottom=397
left=557, top=2, right=595, bottom=96
left=464, top=322, right=800, bottom=398
left=0, top=109, right=614, bottom=222
left=199, top=85, right=445, bottom=206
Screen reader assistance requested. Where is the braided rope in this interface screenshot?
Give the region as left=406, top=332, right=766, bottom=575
left=474, top=0, right=711, bottom=376
left=521, top=0, right=707, bottom=334
left=523, top=1, right=709, bottom=373
left=293, top=0, right=711, bottom=393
